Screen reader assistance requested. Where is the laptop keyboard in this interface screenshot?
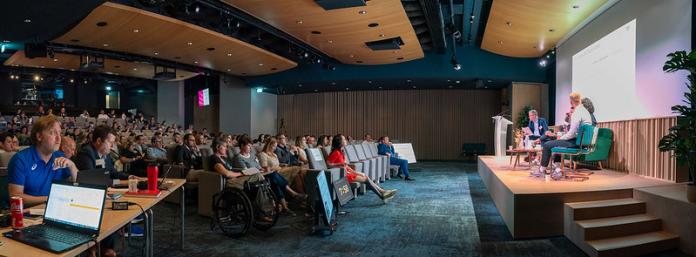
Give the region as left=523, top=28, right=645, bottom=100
left=24, top=225, right=90, bottom=245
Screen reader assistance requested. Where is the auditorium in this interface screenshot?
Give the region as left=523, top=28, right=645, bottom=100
left=0, top=0, right=694, bottom=257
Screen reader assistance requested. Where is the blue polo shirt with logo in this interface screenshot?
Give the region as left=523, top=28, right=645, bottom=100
left=8, top=146, right=72, bottom=197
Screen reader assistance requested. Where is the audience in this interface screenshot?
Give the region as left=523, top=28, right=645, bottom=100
left=175, top=133, right=202, bottom=170
left=274, top=133, right=302, bottom=166
left=326, top=134, right=397, bottom=202
left=234, top=137, right=305, bottom=215
left=294, top=136, right=309, bottom=166
left=363, top=133, right=374, bottom=143
left=258, top=137, right=306, bottom=194
left=59, top=136, right=76, bottom=159
left=306, top=135, right=317, bottom=148
left=378, top=136, right=414, bottom=181
left=209, top=138, right=264, bottom=189
left=145, top=135, right=168, bottom=163
left=0, top=132, right=18, bottom=153
left=7, top=115, right=78, bottom=207
left=75, top=126, right=130, bottom=179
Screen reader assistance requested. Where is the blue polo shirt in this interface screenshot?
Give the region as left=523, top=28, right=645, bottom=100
left=8, top=146, right=71, bottom=197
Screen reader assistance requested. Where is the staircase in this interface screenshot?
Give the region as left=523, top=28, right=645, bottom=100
left=564, top=198, right=679, bottom=257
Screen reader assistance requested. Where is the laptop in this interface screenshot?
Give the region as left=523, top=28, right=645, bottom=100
left=76, top=168, right=114, bottom=187
left=3, top=181, right=107, bottom=253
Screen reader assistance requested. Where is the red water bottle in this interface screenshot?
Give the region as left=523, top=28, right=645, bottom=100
left=10, top=196, right=23, bottom=229
left=147, top=164, right=159, bottom=192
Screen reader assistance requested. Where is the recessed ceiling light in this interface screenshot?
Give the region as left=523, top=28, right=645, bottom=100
left=506, top=21, right=512, bottom=27
left=456, top=80, right=461, bottom=84
left=548, top=28, right=555, bottom=32
left=133, top=29, right=140, bottom=33
left=378, top=86, right=383, bottom=89
left=24, top=19, right=31, bottom=23
left=133, top=68, right=138, bottom=71
left=296, top=19, right=303, bottom=24
left=359, top=10, right=367, bottom=14
left=314, top=89, right=318, bottom=92
left=368, top=23, right=379, bottom=28
left=103, top=43, right=109, bottom=47
left=258, top=63, right=264, bottom=66
left=448, top=85, right=453, bottom=88
left=311, top=31, right=321, bottom=34
left=349, top=54, right=355, bottom=58
left=497, top=40, right=503, bottom=44
left=96, top=21, right=107, bottom=27
left=207, top=47, right=215, bottom=51
left=412, top=86, right=416, bottom=89
left=53, top=59, right=58, bottom=62
left=572, top=5, right=580, bottom=9
left=194, top=60, right=198, bottom=64
left=227, top=53, right=232, bottom=57
left=447, top=79, right=451, bottom=82
left=227, top=69, right=231, bottom=72
left=397, top=57, right=404, bottom=60
left=379, top=34, right=385, bottom=37
left=187, top=42, right=193, bottom=46
left=345, top=88, right=349, bottom=90
left=154, top=52, right=159, bottom=55
left=328, top=40, right=333, bottom=44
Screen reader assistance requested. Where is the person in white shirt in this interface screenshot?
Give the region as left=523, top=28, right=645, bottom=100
left=97, top=109, right=110, bottom=120
left=538, top=92, right=593, bottom=173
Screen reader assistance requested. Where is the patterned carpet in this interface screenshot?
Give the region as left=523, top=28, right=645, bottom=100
left=120, top=162, right=689, bottom=257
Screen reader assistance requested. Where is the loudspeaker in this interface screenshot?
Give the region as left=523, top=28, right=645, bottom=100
left=24, top=43, right=48, bottom=58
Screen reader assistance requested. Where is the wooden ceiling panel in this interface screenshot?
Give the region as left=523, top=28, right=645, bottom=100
left=223, top=0, right=424, bottom=65
left=4, top=51, right=199, bottom=81
left=481, top=0, right=608, bottom=58
left=52, top=2, right=297, bottom=76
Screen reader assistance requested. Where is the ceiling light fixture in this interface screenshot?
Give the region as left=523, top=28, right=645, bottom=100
left=359, top=10, right=367, bottom=14
left=187, top=42, right=193, bottom=46
left=133, top=29, right=140, bottom=33
left=24, top=19, right=31, bottom=23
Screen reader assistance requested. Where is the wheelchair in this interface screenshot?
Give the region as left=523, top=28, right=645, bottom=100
left=210, top=179, right=279, bottom=238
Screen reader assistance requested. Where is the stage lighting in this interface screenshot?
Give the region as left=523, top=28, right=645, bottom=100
left=539, top=59, right=547, bottom=67
left=33, top=75, right=40, bottom=81
left=451, top=55, right=461, bottom=71
left=256, top=88, right=263, bottom=93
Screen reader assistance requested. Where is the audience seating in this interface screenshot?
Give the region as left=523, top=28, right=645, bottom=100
left=362, top=143, right=389, bottom=182
left=305, top=147, right=347, bottom=200
left=356, top=144, right=385, bottom=183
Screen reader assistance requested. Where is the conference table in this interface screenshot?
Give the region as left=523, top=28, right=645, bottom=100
left=0, top=179, right=186, bottom=257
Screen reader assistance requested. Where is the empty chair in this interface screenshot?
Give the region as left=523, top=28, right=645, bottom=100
left=362, top=143, right=388, bottom=182
left=354, top=143, right=382, bottom=183
left=368, top=142, right=391, bottom=180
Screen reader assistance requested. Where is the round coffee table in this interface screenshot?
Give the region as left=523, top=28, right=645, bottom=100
left=506, top=148, right=542, bottom=170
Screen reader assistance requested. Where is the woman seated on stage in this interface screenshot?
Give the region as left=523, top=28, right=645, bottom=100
left=536, top=92, right=593, bottom=176
left=234, top=137, right=305, bottom=215
left=326, top=134, right=397, bottom=203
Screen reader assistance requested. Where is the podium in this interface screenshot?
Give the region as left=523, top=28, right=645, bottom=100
left=492, top=116, right=513, bottom=157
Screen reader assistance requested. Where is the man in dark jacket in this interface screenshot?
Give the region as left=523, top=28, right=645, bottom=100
left=75, top=125, right=129, bottom=179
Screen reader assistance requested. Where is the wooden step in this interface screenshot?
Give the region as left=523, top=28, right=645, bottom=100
left=577, top=214, right=662, bottom=240
left=587, top=231, right=679, bottom=257
left=566, top=199, right=646, bottom=220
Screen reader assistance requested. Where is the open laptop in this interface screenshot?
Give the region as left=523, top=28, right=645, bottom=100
left=76, top=168, right=113, bottom=187
left=3, top=181, right=107, bottom=253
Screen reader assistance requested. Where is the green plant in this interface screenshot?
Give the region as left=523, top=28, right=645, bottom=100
left=516, top=105, right=533, bottom=129
left=658, top=50, right=696, bottom=183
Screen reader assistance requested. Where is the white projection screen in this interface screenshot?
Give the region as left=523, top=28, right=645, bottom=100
left=555, top=0, right=691, bottom=123
left=572, top=19, right=637, bottom=122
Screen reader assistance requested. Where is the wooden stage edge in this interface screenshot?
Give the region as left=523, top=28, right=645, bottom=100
left=477, top=155, right=673, bottom=239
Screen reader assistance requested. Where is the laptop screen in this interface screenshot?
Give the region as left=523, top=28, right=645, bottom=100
left=44, top=183, right=106, bottom=232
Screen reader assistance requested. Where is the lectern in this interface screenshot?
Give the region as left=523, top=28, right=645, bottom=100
left=492, top=116, right=513, bottom=157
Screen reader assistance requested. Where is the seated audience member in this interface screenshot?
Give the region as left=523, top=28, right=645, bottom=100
left=306, top=135, right=317, bottom=148
left=525, top=109, right=548, bottom=140
left=234, top=137, right=305, bottom=215
left=36, top=105, right=45, bottom=116
left=8, top=115, right=79, bottom=206
left=258, top=137, right=306, bottom=194
left=59, top=107, right=67, bottom=117
left=46, top=108, right=54, bottom=116
left=120, top=141, right=145, bottom=175
left=378, top=136, right=414, bottom=181
left=274, top=133, right=301, bottom=166
left=582, top=97, right=598, bottom=126
left=538, top=92, right=593, bottom=175
left=363, top=134, right=374, bottom=143
left=176, top=133, right=203, bottom=170
left=209, top=138, right=265, bottom=190
left=294, top=136, right=309, bottom=166
left=134, top=134, right=147, bottom=155
left=172, top=132, right=184, bottom=146
left=59, top=136, right=76, bottom=159
left=145, top=135, right=168, bottom=163
left=317, top=135, right=331, bottom=148
left=75, top=126, right=130, bottom=179
left=0, top=132, right=18, bottom=153
left=327, top=134, right=396, bottom=202
left=80, top=110, right=90, bottom=118
left=109, top=109, right=116, bottom=118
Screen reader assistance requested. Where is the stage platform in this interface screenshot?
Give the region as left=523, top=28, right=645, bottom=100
left=477, top=155, right=672, bottom=239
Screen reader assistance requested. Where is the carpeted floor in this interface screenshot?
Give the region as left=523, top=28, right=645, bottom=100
left=121, top=162, right=690, bottom=257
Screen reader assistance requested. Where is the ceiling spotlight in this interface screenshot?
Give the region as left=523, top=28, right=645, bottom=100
left=303, top=52, right=309, bottom=58
left=296, top=19, right=303, bottom=24
left=103, top=43, right=109, bottom=47
left=69, top=79, right=74, bottom=83
left=53, top=58, right=58, bottom=62
left=84, top=79, right=88, bottom=84
left=154, top=52, right=159, bottom=55
left=506, top=21, right=512, bottom=27
left=497, top=40, right=503, bottom=44
left=33, top=75, right=40, bottom=81
left=453, top=30, right=462, bottom=39
left=194, top=61, right=198, bottom=64
left=133, top=68, right=138, bottom=71
left=358, top=10, right=367, bottom=14
left=256, top=88, right=263, bottom=93
left=456, top=80, right=461, bottom=84
left=258, top=63, right=264, bottom=66
left=227, top=53, right=232, bottom=57
left=539, top=59, right=547, bottom=67
left=24, top=19, right=31, bottom=23
left=194, top=6, right=200, bottom=13
left=187, top=42, right=193, bottom=46
left=133, top=29, right=140, bottom=33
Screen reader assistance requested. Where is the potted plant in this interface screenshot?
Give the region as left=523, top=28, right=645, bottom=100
left=658, top=50, right=696, bottom=202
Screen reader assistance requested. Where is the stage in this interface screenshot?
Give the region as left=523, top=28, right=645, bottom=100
left=477, top=155, right=672, bottom=239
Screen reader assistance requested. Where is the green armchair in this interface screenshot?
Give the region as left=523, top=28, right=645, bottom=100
left=566, top=127, right=613, bottom=169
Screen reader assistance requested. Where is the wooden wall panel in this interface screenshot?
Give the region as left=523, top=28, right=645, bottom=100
left=598, top=117, right=682, bottom=182
left=277, top=89, right=501, bottom=160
